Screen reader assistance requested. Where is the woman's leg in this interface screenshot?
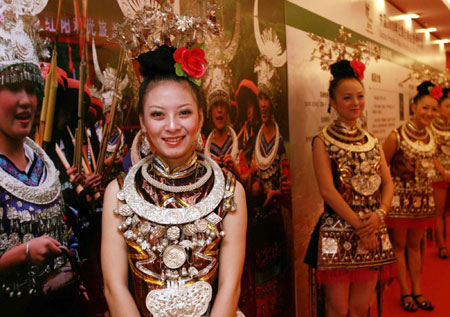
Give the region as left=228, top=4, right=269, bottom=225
left=406, top=228, right=425, bottom=296
left=348, top=271, right=378, bottom=317
left=434, top=187, right=447, bottom=254
left=388, top=228, right=410, bottom=296
left=324, top=281, right=350, bottom=317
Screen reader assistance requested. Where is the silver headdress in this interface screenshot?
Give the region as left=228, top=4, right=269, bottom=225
left=92, top=39, right=129, bottom=113
left=253, top=0, right=286, bottom=108
left=400, top=64, right=450, bottom=89
left=308, top=26, right=380, bottom=71
left=202, top=1, right=240, bottom=114
left=111, top=0, right=221, bottom=59
left=0, top=0, right=49, bottom=86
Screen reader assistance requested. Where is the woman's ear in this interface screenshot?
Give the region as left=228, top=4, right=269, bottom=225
left=329, top=97, right=337, bottom=111
left=139, top=114, right=145, bottom=132
left=411, top=102, right=417, bottom=115
left=199, top=110, right=204, bottom=129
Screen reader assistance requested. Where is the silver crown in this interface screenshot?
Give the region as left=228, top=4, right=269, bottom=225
left=0, top=0, right=49, bottom=85
left=91, top=39, right=129, bottom=113
left=111, top=0, right=221, bottom=59
left=253, top=0, right=286, bottom=108
left=202, top=2, right=240, bottom=114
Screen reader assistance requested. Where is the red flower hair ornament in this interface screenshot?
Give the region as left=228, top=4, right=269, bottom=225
left=429, top=85, right=443, bottom=101
left=173, top=45, right=207, bottom=86
left=350, top=60, right=366, bottom=81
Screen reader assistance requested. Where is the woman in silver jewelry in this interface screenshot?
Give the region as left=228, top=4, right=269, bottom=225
left=305, top=60, right=396, bottom=317
left=204, top=98, right=242, bottom=181
left=430, top=88, right=450, bottom=260
left=383, top=81, right=442, bottom=312
left=101, top=45, right=247, bottom=317
left=0, top=1, right=75, bottom=315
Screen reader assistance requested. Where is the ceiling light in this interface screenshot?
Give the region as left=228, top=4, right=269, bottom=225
left=416, top=28, right=437, bottom=33
left=443, top=0, right=450, bottom=10
left=432, top=39, right=450, bottom=44
left=389, top=14, right=419, bottom=21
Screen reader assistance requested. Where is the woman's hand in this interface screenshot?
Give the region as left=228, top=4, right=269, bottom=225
left=83, top=173, right=102, bottom=192
left=356, top=213, right=380, bottom=238
left=66, top=166, right=82, bottom=186
left=28, top=236, right=62, bottom=266
left=359, top=233, right=379, bottom=251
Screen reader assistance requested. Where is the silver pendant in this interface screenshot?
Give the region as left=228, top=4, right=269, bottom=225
left=146, top=280, right=212, bottom=317
left=163, top=245, right=187, bottom=269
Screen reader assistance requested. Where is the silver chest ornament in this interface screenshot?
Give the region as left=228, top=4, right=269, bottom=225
left=146, top=280, right=212, bottom=317
left=117, top=155, right=235, bottom=316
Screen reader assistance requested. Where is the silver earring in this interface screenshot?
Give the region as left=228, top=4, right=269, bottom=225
left=194, top=128, right=203, bottom=151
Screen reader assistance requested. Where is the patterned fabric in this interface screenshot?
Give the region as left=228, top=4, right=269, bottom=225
left=0, top=145, right=68, bottom=300
left=388, top=124, right=437, bottom=223
left=0, top=153, right=44, bottom=186
left=431, top=115, right=450, bottom=182
left=209, top=135, right=234, bottom=158
left=317, top=126, right=395, bottom=270
left=241, top=127, right=293, bottom=317
left=120, top=155, right=236, bottom=317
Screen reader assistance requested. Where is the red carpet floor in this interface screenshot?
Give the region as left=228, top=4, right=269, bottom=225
left=370, top=223, right=450, bottom=316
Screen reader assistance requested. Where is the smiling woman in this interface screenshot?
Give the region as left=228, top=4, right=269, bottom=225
left=305, top=59, right=396, bottom=317
left=383, top=81, right=442, bottom=312
left=101, top=45, right=247, bottom=317
left=0, top=1, right=77, bottom=315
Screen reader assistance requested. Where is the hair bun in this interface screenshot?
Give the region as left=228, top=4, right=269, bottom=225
left=416, top=81, right=434, bottom=95
left=330, top=60, right=356, bottom=79
left=441, top=88, right=449, bottom=100
left=137, top=45, right=176, bottom=78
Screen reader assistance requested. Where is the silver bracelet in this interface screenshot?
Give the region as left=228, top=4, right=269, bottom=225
left=25, top=241, right=31, bottom=263
left=375, top=208, right=387, bottom=222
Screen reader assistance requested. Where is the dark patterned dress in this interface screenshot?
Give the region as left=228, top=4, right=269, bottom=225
left=115, top=153, right=243, bottom=316
left=431, top=115, right=450, bottom=189
left=386, top=121, right=437, bottom=228
left=241, top=122, right=293, bottom=317
left=305, top=122, right=396, bottom=283
left=0, top=138, right=70, bottom=315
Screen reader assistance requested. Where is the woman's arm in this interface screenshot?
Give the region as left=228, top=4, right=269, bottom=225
left=379, top=147, right=394, bottom=213
left=210, top=181, right=247, bottom=317
left=0, top=236, right=62, bottom=274
left=101, top=180, right=140, bottom=317
left=382, top=131, right=398, bottom=165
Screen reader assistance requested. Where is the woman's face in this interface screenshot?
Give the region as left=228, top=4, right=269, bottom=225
left=258, top=93, right=272, bottom=124
left=247, top=103, right=255, bottom=122
left=412, top=95, right=438, bottom=128
left=139, top=80, right=203, bottom=169
left=0, top=82, right=38, bottom=142
left=330, top=78, right=365, bottom=126
left=439, top=97, right=450, bottom=120
left=211, top=101, right=228, bottom=131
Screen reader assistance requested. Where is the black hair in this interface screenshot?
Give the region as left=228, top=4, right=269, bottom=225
left=413, top=81, right=436, bottom=104
left=440, top=88, right=450, bottom=104
left=136, top=45, right=204, bottom=114
left=328, top=60, right=363, bottom=112
left=237, top=85, right=258, bottom=123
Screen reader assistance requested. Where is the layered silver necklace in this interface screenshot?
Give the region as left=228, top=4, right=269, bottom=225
left=0, top=137, right=60, bottom=205
left=118, top=153, right=225, bottom=225
left=255, top=121, right=280, bottom=170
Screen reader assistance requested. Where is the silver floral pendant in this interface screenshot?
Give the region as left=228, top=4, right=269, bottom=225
left=146, top=281, right=212, bottom=317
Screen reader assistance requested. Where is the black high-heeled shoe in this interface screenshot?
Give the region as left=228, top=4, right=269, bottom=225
left=439, top=246, right=448, bottom=259
left=400, top=294, right=418, bottom=312
left=412, top=294, right=434, bottom=311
